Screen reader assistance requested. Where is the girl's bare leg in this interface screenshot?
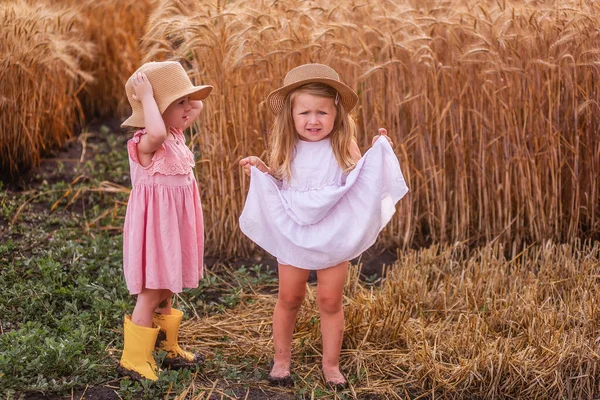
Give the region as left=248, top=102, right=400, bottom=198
left=316, top=261, right=348, bottom=384
left=271, top=263, right=310, bottom=378
left=131, top=288, right=167, bottom=327
left=155, top=290, right=173, bottom=314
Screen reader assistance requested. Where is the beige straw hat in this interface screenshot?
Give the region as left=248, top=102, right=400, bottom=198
left=266, top=63, right=358, bottom=115
left=121, top=61, right=213, bottom=128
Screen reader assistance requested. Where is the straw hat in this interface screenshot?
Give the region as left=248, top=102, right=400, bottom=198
left=266, top=63, right=358, bottom=115
left=121, top=61, right=213, bottom=128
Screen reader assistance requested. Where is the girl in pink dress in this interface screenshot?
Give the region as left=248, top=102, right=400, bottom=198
left=239, top=63, right=409, bottom=389
left=118, top=61, right=212, bottom=381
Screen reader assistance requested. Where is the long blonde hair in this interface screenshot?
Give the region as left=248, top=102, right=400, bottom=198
left=268, top=83, right=357, bottom=181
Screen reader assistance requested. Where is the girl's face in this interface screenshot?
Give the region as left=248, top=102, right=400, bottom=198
left=292, top=93, right=337, bottom=142
left=163, top=96, right=198, bottom=129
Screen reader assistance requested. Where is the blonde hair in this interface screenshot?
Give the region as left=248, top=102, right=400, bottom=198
left=268, top=83, right=357, bottom=181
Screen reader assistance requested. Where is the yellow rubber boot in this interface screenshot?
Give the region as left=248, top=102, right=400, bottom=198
left=117, top=316, right=160, bottom=381
left=153, top=309, right=204, bottom=368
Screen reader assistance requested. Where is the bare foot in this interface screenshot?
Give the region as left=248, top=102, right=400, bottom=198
left=267, top=360, right=293, bottom=387
left=269, top=360, right=290, bottom=378
left=322, top=365, right=347, bottom=385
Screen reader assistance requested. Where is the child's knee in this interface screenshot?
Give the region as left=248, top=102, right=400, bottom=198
left=277, top=293, right=305, bottom=311
left=317, top=294, right=342, bottom=314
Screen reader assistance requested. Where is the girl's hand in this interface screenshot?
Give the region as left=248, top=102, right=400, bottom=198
left=371, top=128, right=393, bottom=147
left=239, top=156, right=270, bottom=176
left=130, top=72, right=154, bottom=102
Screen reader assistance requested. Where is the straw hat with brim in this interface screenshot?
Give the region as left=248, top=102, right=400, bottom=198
left=266, top=63, right=358, bottom=116
left=122, top=61, right=213, bottom=128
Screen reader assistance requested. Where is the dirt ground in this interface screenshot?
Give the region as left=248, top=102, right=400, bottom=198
left=23, top=384, right=300, bottom=400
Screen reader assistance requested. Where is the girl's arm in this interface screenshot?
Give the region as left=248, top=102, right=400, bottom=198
left=239, top=156, right=271, bottom=177
left=131, top=72, right=168, bottom=156
left=183, top=100, right=204, bottom=130
left=349, top=139, right=362, bottom=163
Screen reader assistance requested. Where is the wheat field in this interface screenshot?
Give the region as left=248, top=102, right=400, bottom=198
left=141, top=0, right=600, bottom=256
left=1, top=0, right=598, bottom=253
left=53, top=0, right=155, bottom=118
left=0, top=1, right=94, bottom=179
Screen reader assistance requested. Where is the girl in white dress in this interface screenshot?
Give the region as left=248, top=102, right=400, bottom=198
left=239, top=63, right=409, bottom=389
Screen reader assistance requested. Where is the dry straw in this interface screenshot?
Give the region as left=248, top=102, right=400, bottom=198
left=141, top=0, right=600, bottom=257
left=0, top=1, right=95, bottom=180
left=175, top=241, right=600, bottom=398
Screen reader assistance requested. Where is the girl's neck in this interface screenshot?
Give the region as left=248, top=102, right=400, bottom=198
left=297, top=136, right=330, bottom=143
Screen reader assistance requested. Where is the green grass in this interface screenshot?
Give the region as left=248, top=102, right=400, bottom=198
left=0, top=129, right=128, bottom=395
left=0, top=127, right=277, bottom=399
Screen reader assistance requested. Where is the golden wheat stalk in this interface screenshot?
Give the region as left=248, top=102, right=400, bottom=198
left=138, top=0, right=599, bottom=256
left=0, top=1, right=95, bottom=179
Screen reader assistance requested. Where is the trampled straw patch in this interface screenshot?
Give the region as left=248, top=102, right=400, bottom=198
left=179, top=242, right=600, bottom=398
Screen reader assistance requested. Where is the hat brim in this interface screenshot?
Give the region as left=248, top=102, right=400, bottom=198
left=121, top=85, right=213, bottom=128
left=266, top=78, right=358, bottom=116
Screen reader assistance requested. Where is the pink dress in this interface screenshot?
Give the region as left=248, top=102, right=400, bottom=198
left=239, top=136, right=409, bottom=270
left=123, top=126, right=204, bottom=294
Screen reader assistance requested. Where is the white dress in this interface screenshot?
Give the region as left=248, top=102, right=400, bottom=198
left=239, top=136, right=409, bottom=270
